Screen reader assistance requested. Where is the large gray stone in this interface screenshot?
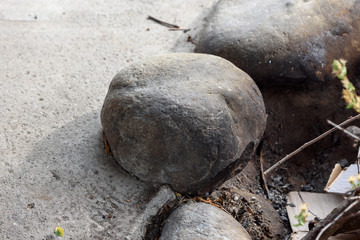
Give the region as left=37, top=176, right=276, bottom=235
left=160, top=202, right=251, bottom=240
left=195, top=0, right=360, bottom=86
left=101, top=53, right=266, bottom=194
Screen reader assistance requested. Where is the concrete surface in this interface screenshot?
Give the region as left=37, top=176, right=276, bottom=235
left=0, top=0, right=216, bottom=239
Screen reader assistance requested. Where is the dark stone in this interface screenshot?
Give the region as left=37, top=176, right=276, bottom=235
left=101, top=53, right=266, bottom=194
left=160, top=202, right=251, bottom=240
left=195, top=0, right=360, bottom=87
left=346, top=125, right=360, bottom=138
left=339, top=158, right=350, bottom=168
left=301, top=184, right=314, bottom=192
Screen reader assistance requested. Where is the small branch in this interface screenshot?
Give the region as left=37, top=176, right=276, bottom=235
left=357, top=147, right=360, bottom=174
left=298, top=191, right=319, bottom=219
left=264, top=114, right=360, bottom=176
left=147, top=15, right=180, bottom=29
left=103, top=132, right=111, bottom=155
left=315, top=199, right=360, bottom=240
left=327, top=119, right=360, bottom=141
left=302, top=198, right=360, bottom=240
left=327, top=120, right=360, bottom=175
left=168, top=28, right=191, bottom=33
left=259, top=150, right=270, bottom=198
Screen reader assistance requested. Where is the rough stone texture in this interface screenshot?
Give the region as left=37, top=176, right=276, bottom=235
left=101, top=53, right=266, bottom=194
left=194, top=0, right=360, bottom=86
left=346, top=125, right=360, bottom=138
left=160, top=202, right=251, bottom=240
left=0, top=0, right=217, bottom=239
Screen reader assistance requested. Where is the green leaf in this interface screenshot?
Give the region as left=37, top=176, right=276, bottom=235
left=338, top=69, right=347, bottom=80
left=333, top=59, right=347, bottom=79
left=346, top=103, right=354, bottom=109
left=333, top=60, right=341, bottom=72
left=346, top=82, right=355, bottom=92
left=54, top=226, right=64, bottom=237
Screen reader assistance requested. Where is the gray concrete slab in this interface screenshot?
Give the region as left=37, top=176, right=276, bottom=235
left=0, top=0, right=216, bottom=239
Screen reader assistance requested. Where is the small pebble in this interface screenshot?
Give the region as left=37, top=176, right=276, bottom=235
left=301, top=184, right=314, bottom=192
left=339, top=158, right=349, bottom=168
left=27, top=203, right=35, bottom=209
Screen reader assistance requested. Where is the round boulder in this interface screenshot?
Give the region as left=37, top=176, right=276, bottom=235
left=101, top=53, right=266, bottom=194
left=195, top=0, right=360, bottom=86
left=160, top=202, right=251, bottom=240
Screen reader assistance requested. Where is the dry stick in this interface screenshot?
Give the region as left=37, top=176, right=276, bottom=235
left=264, top=114, right=360, bottom=176
left=327, top=119, right=360, bottom=174
left=259, top=150, right=270, bottom=198
left=302, top=197, right=360, bottom=240
left=315, top=199, right=360, bottom=240
left=297, top=191, right=319, bottom=219
left=357, top=147, right=360, bottom=174
left=168, top=28, right=191, bottom=33
left=327, top=119, right=360, bottom=141
left=302, top=185, right=360, bottom=240
left=147, top=15, right=180, bottom=29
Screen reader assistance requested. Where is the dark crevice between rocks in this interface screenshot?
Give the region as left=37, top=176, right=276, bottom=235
left=144, top=194, right=225, bottom=240
left=144, top=142, right=255, bottom=239
left=145, top=198, right=180, bottom=240
left=144, top=180, right=287, bottom=240
left=194, top=141, right=255, bottom=195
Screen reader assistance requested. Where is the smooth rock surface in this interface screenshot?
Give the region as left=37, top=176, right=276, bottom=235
left=0, top=0, right=217, bottom=239
left=101, top=53, right=266, bottom=194
left=195, top=0, right=360, bottom=86
left=160, top=202, right=251, bottom=240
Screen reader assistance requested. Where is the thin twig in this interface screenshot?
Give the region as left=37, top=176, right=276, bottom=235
left=327, top=119, right=360, bottom=141
left=194, top=196, right=231, bottom=215
left=344, top=187, right=360, bottom=197
left=297, top=191, right=319, bottom=219
left=168, top=28, right=191, bottom=33
left=264, top=114, right=360, bottom=176
left=303, top=195, right=360, bottom=240
left=357, top=147, right=360, bottom=174
left=147, top=15, right=180, bottom=29
left=315, top=199, right=360, bottom=240
left=259, top=150, right=270, bottom=198
left=327, top=120, right=360, bottom=174
left=104, top=132, right=111, bottom=155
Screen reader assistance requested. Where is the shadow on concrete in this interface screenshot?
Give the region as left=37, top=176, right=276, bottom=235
left=14, top=110, right=172, bottom=239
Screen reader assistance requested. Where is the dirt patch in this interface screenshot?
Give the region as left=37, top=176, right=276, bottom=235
left=209, top=188, right=286, bottom=239
left=260, top=79, right=359, bottom=189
